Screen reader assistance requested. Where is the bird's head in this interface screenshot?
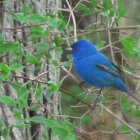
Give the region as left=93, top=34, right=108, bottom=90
left=70, top=40, right=98, bottom=59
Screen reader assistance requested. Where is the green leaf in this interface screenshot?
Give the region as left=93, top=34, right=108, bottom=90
left=0, top=34, right=4, bottom=44
left=100, top=12, right=108, bottom=17
left=14, top=13, right=25, bottom=22
left=55, top=47, right=63, bottom=56
left=78, top=3, right=87, bottom=10
left=26, top=55, right=38, bottom=64
left=45, top=82, right=61, bottom=99
left=96, top=39, right=105, bottom=49
left=54, top=36, right=62, bottom=47
left=10, top=83, right=29, bottom=109
left=30, top=116, right=47, bottom=123
left=31, top=26, right=44, bottom=36
left=0, top=119, right=4, bottom=129
left=57, top=18, right=66, bottom=31
left=9, top=63, right=24, bottom=71
left=103, top=0, right=111, bottom=11
left=45, top=119, right=59, bottom=128
left=0, top=42, right=17, bottom=54
left=52, top=127, right=68, bottom=139
left=52, top=121, right=76, bottom=140
left=46, top=16, right=62, bottom=28
left=21, top=5, right=31, bottom=15
left=120, top=124, right=131, bottom=134
left=50, top=59, right=59, bottom=66
left=117, top=0, right=125, bottom=18
left=120, top=96, right=132, bottom=112
left=0, top=96, right=15, bottom=106
left=78, top=3, right=92, bottom=16
left=91, top=0, right=97, bottom=6
left=121, top=37, right=136, bottom=56
left=48, top=81, right=60, bottom=92
left=1, top=127, right=10, bottom=138
left=80, top=115, right=91, bottom=125
left=30, top=103, right=40, bottom=112
left=11, top=83, right=29, bottom=100
left=28, top=14, right=47, bottom=23
left=35, top=84, right=42, bottom=100
left=0, top=63, right=11, bottom=80
left=12, top=124, right=31, bottom=128
left=135, top=137, right=140, bottom=140
left=18, top=100, right=28, bottom=108
left=66, top=134, right=77, bottom=140
left=13, top=110, right=24, bottom=121
left=109, top=8, right=115, bottom=17
left=130, top=110, right=140, bottom=120
left=34, top=42, right=47, bottom=51
left=117, top=8, right=125, bottom=18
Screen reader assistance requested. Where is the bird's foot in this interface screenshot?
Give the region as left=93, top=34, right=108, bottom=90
left=78, top=81, right=86, bottom=88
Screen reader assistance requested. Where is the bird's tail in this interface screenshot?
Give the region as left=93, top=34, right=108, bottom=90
left=127, top=91, right=140, bottom=105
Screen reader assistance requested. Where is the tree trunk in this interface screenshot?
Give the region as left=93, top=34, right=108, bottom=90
left=0, top=0, right=61, bottom=140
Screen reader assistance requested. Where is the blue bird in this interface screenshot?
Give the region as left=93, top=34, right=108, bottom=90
left=71, top=39, right=139, bottom=103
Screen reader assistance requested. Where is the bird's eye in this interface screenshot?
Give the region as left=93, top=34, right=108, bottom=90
left=71, top=45, right=75, bottom=48
left=73, top=46, right=79, bottom=50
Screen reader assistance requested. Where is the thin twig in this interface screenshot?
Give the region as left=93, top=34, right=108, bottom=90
left=65, top=0, right=77, bottom=41
left=107, top=16, right=115, bottom=63
left=2, top=25, right=140, bottom=33
left=106, top=26, right=140, bottom=47
left=51, top=114, right=80, bottom=119
left=122, top=69, right=140, bottom=79
left=100, top=103, right=140, bottom=135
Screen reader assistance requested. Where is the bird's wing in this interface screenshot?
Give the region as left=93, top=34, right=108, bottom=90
left=95, top=63, right=121, bottom=77
left=111, top=62, right=123, bottom=73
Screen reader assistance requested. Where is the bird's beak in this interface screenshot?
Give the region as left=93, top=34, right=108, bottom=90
left=65, top=47, right=72, bottom=53
left=66, top=47, right=72, bottom=51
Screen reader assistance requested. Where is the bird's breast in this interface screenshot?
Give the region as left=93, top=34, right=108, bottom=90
left=73, top=55, right=115, bottom=88
left=73, top=56, right=102, bottom=87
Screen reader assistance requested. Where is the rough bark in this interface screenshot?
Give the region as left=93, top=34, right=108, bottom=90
left=0, top=0, right=61, bottom=140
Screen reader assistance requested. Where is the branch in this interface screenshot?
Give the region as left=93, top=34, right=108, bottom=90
left=123, top=69, right=140, bottom=80
left=107, top=16, right=115, bottom=63
left=61, top=88, right=140, bottom=136
left=65, top=0, right=77, bottom=41
left=100, top=104, right=140, bottom=135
